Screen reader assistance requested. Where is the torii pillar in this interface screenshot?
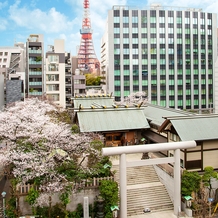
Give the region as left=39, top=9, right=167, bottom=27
left=102, top=140, right=196, bottom=218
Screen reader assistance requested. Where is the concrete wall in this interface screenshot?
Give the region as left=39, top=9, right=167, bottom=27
left=19, top=188, right=99, bottom=216
left=154, top=165, right=174, bottom=203
left=6, top=80, right=22, bottom=104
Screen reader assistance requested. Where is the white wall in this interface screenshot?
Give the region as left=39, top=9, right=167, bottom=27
left=0, top=74, right=4, bottom=110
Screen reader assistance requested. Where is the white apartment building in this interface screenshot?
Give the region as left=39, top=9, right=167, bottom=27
left=45, top=39, right=66, bottom=108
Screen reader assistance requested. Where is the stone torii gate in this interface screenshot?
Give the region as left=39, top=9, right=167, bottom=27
left=102, top=140, right=196, bottom=218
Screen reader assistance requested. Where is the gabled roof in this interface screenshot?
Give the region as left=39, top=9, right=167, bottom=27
left=143, top=104, right=193, bottom=126
left=76, top=108, right=150, bottom=132
left=161, top=115, right=218, bottom=141
left=73, top=96, right=114, bottom=109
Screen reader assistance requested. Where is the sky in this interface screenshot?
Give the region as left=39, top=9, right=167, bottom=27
left=0, top=0, right=218, bottom=60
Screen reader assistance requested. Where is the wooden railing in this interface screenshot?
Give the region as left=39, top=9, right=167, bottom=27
left=16, top=176, right=114, bottom=195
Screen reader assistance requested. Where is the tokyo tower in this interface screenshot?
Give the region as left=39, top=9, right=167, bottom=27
left=77, top=0, right=100, bottom=74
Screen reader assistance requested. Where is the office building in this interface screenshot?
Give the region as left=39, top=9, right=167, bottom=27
left=26, top=34, right=44, bottom=97
left=101, top=4, right=217, bottom=111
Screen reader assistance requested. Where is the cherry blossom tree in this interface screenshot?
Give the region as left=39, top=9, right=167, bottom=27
left=0, top=98, right=105, bottom=197
left=117, top=91, right=147, bottom=106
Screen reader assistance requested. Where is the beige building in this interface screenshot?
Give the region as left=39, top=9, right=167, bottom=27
left=45, top=39, right=66, bottom=108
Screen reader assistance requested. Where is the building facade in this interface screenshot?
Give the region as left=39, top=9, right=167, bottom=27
left=45, top=39, right=66, bottom=108
left=26, top=34, right=44, bottom=97
left=102, top=5, right=217, bottom=110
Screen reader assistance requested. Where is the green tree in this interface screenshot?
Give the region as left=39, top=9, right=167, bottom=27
left=181, top=170, right=201, bottom=196
left=202, top=166, right=218, bottom=197
left=85, top=74, right=101, bottom=86
left=99, top=180, right=119, bottom=217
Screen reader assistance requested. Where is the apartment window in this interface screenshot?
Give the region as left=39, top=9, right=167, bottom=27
left=47, top=94, right=59, bottom=101
left=4, top=52, right=8, bottom=56
left=48, top=64, right=59, bottom=71
left=47, top=84, right=59, bottom=91
left=0, top=52, right=2, bottom=56
left=3, top=58, right=7, bottom=63
left=48, top=55, right=59, bottom=63
left=46, top=74, right=59, bottom=81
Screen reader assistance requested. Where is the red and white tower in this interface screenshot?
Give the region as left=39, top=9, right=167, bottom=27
left=77, top=0, right=100, bottom=74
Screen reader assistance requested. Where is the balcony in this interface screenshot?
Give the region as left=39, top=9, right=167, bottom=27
left=29, top=82, right=42, bottom=86
left=29, top=71, right=42, bottom=75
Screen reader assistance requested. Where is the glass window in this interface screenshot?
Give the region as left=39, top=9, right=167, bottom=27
left=193, top=28, right=198, bottom=34
left=141, top=28, right=147, bottom=33
left=178, top=79, right=183, bottom=85
left=193, top=18, right=198, bottom=24
left=123, top=49, right=129, bottom=54
left=46, top=74, right=59, bottom=81
left=123, top=38, right=129, bottom=44
left=150, top=17, right=156, bottom=23
left=168, top=28, right=174, bottom=34
left=123, top=28, right=129, bottom=33
left=160, top=59, right=165, bottom=64
left=185, top=17, right=190, bottom=24
left=114, top=70, right=120, bottom=75
left=177, top=17, right=182, bottom=24
left=178, top=100, right=183, bottom=106
left=123, top=17, right=129, bottom=23
left=177, top=28, right=182, bottom=34
left=114, top=38, right=120, bottom=44
left=114, top=28, right=120, bottom=34
left=169, top=80, right=174, bottom=85
left=114, top=48, right=120, bottom=54
left=194, top=89, right=198, bottom=94
left=169, top=90, right=174, bottom=95
left=186, top=99, right=191, bottom=106
left=151, top=59, right=157, bottom=65
left=132, top=16, right=138, bottom=23
left=150, top=28, right=156, bottom=33
left=48, top=55, right=59, bottom=63
left=114, top=17, right=120, bottom=23
left=142, top=59, right=148, bottom=64
left=132, top=28, right=138, bottom=33
left=132, top=48, right=138, bottom=54
left=124, top=70, right=130, bottom=75
left=114, top=80, right=121, bottom=85
left=168, top=17, right=173, bottom=23
left=169, top=100, right=175, bottom=107
left=159, top=16, right=165, bottom=23
left=159, top=38, right=165, bottom=44
left=132, top=59, right=139, bottom=64
left=185, top=28, right=190, bottom=34
left=150, top=38, right=156, bottom=44
left=160, top=48, right=165, bottom=54
left=132, top=38, right=138, bottom=44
